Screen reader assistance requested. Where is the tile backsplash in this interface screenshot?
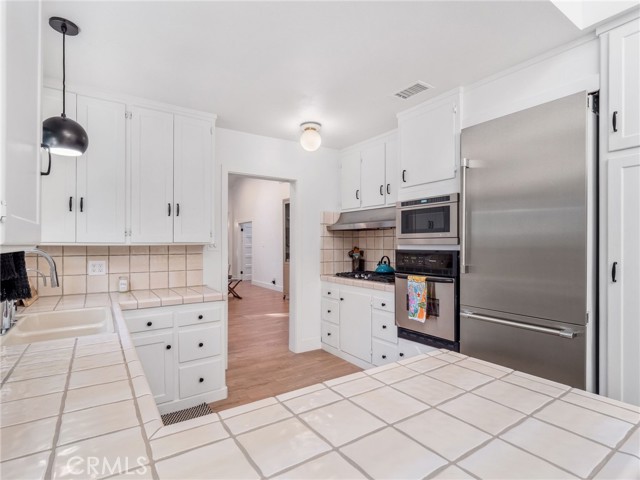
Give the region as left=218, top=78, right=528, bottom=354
left=321, top=212, right=396, bottom=275
left=26, top=245, right=205, bottom=297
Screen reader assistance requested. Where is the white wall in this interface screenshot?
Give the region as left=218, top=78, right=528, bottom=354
left=228, top=176, right=289, bottom=291
left=204, top=128, right=340, bottom=353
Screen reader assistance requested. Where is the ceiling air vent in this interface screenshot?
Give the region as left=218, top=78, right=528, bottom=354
left=394, top=82, right=432, bottom=100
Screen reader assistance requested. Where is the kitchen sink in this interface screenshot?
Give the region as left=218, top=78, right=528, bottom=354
left=0, top=307, right=115, bottom=346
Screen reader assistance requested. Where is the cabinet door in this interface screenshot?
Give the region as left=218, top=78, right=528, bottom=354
left=0, top=0, right=41, bottom=248
left=340, top=151, right=361, bottom=210
left=40, top=88, right=77, bottom=243
left=173, top=115, right=213, bottom=243
left=133, top=330, right=175, bottom=404
left=130, top=107, right=174, bottom=243
left=399, top=98, right=457, bottom=188
left=607, top=152, right=640, bottom=405
left=385, top=138, right=398, bottom=206
left=76, top=96, right=126, bottom=243
left=360, top=144, right=386, bottom=208
left=339, top=291, right=372, bottom=363
left=609, top=19, right=640, bottom=151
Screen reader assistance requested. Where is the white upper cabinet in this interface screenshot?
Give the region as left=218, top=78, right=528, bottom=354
left=609, top=19, right=640, bottom=151
left=340, top=151, right=361, bottom=210
left=360, top=144, right=386, bottom=208
left=76, top=96, right=126, bottom=243
left=0, top=0, right=41, bottom=250
left=40, top=88, right=77, bottom=243
left=385, top=138, right=398, bottom=206
left=130, top=107, right=174, bottom=243
left=173, top=115, right=214, bottom=243
left=398, top=91, right=459, bottom=189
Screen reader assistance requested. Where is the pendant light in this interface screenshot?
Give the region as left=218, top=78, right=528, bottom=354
left=41, top=17, right=88, bottom=174
left=299, top=122, right=322, bottom=152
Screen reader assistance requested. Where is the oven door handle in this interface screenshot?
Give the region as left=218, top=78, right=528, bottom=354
left=395, top=273, right=454, bottom=283
left=460, top=312, right=576, bottom=339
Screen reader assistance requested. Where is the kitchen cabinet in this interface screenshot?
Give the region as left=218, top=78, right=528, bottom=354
left=339, top=134, right=398, bottom=211
left=397, top=90, right=460, bottom=190
left=125, top=302, right=226, bottom=413
left=0, top=0, right=41, bottom=250
left=608, top=19, right=640, bottom=151
left=339, top=291, right=372, bottom=363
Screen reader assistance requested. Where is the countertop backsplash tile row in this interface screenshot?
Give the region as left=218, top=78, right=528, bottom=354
left=321, top=212, right=396, bottom=275
left=26, top=245, right=205, bottom=297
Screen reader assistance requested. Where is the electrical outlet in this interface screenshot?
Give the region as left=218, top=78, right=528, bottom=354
left=88, top=260, right=107, bottom=276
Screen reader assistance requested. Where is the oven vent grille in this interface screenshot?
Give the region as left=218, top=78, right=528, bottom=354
left=394, top=82, right=432, bottom=100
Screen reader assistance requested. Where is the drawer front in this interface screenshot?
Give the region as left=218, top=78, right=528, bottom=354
left=322, top=285, right=339, bottom=299
left=372, top=296, right=394, bottom=313
left=178, top=323, right=222, bottom=363
left=372, top=339, right=398, bottom=366
left=174, top=305, right=222, bottom=327
left=125, top=311, right=173, bottom=333
left=179, top=358, right=224, bottom=398
left=321, top=321, right=339, bottom=349
left=397, top=338, right=438, bottom=361
left=372, top=310, right=398, bottom=343
left=321, top=298, right=340, bottom=324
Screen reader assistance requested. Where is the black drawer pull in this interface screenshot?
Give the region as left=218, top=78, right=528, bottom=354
left=399, top=352, right=404, bottom=357
left=402, top=170, right=407, bottom=182
left=382, top=325, right=387, bottom=329
left=166, top=345, right=171, bottom=350
left=382, top=355, right=387, bottom=359
left=613, top=111, right=618, bottom=132
left=327, top=332, right=332, bottom=336
left=327, top=291, right=331, bottom=295
left=340, top=298, right=344, bottom=301
left=198, top=314, right=203, bottom=320
left=146, top=321, right=152, bottom=327
left=381, top=303, right=386, bottom=307
left=69, top=196, right=73, bottom=212
left=199, top=377, right=204, bottom=383
left=327, top=310, right=331, bottom=313
left=198, top=342, right=204, bottom=347
left=612, top=262, right=618, bottom=283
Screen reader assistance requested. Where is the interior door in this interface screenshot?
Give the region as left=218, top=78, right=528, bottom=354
left=240, top=222, right=252, bottom=281
left=76, top=95, right=126, bottom=243
left=339, top=291, right=372, bottom=363
left=130, top=106, right=174, bottom=243
left=360, top=144, right=386, bottom=208
left=40, top=88, right=77, bottom=243
left=460, top=92, right=589, bottom=326
left=173, top=114, right=213, bottom=243
left=340, top=151, right=361, bottom=210
left=607, top=152, right=640, bottom=405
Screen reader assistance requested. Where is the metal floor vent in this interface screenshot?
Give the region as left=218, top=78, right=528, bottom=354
left=161, top=403, right=214, bottom=425
left=394, top=82, right=432, bottom=100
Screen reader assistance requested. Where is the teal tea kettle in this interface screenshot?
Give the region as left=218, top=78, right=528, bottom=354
left=375, top=256, right=395, bottom=273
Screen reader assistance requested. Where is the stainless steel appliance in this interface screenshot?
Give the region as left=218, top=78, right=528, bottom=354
left=395, top=250, right=459, bottom=351
left=459, top=91, right=597, bottom=390
left=396, top=194, right=458, bottom=245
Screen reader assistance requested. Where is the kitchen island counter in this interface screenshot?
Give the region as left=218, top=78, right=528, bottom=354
left=1, top=300, right=638, bottom=479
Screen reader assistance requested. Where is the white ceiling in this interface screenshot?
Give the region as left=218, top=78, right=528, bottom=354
left=42, top=1, right=588, bottom=149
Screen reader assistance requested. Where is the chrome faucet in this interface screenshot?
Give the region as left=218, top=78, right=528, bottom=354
left=26, top=269, right=49, bottom=286
left=27, top=247, right=59, bottom=288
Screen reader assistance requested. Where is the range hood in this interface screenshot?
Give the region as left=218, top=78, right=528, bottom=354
left=327, top=206, right=396, bottom=231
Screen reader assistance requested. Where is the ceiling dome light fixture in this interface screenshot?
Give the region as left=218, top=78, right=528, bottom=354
left=41, top=17, right=88, bottom=174
left=300, top=122, right=322, bottom=152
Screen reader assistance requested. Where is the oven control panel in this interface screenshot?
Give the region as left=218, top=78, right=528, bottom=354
left=395, top=250, right=458, bottom=276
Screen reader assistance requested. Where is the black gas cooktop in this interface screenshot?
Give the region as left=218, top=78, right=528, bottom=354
left=335, top=271, right=395, bottom=283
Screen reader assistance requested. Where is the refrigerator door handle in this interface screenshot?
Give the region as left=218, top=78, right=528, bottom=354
left=460, top=158, right=469, bottom=273
left=460, top=311, right=576, bottom=339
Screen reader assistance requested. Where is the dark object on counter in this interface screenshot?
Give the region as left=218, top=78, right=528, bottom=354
left=348, top=247, right=365, bottom=272
left=1, top=252, right=32, bottom=302
left=375, top=255, right=395, bottom=273
left=335, top=271, right=395, bottom=284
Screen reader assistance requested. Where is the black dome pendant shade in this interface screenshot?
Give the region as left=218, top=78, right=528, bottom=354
left=41, top=16, right=88, bottom=174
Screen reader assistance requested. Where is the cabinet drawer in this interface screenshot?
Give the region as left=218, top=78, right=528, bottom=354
left=372, top=311, right=398, bottom=343
left=179, top=358, right=223, bottom=398
left=178, top=323, right=221, bottom=363
left=174, top=305, right=221, bottom=327
left=126, top=311, right=173, bottom=333
left=322, top=286, right=339, bottom=299
left=321, top=321, right=339, bottom=349
left=397, top=338, right=437, bottom=360
left=372, top=296, right=394, bottom=313
left=372, top=339, right=398, bottom=366
left=321, top=298, right=340, bottom=324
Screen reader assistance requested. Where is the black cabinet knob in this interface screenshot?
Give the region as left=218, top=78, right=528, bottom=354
left=146, top=321, right=152, bottom=327
left=198, top=342, right=204, bottom=347
left=399, top=352, right=404, bottom=357
left=340, top=298, right=344, bottom=301
left=382, top=355, right=387, bottom=359
left=382, top=325, right=387, bottom=329
left=166, top=345, right=171, bottom=350
left=327, top=292, right=331, bottom=295
left=327, top=332, right=332, bottom=336
left=198, top=314, right=203, bottom=319
left=381, top=303, right=386, bottom=307
left=199, top=378, right=204, bottom=383
left=327, top=310, right=331, bottom=313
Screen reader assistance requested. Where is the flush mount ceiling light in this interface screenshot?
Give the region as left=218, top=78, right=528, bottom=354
left=41, top=17, right=89, bottom=174
left=299, top=122, right=322, bottom=152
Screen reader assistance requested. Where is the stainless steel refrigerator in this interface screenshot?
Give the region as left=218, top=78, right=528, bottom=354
left=459, top=91, right=597, bottom=390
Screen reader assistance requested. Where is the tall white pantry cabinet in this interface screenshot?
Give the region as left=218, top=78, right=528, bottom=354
left=598, top=16, right=640, bottom=406
left=40, top=87, right=216, bottom=245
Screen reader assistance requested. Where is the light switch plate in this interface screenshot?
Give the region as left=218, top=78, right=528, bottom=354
left=88, top=260, right=107, bottom=276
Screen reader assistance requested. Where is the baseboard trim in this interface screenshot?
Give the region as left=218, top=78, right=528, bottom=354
left=251, top=280, right=283, bottom=293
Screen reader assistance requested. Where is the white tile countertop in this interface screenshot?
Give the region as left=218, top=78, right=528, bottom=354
left=321, top=274, right=395, bottom=292
left=1, top=301, right=639, bottom=479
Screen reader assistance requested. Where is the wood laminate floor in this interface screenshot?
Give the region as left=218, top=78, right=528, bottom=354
left=209, top=282, right=361, bottom=412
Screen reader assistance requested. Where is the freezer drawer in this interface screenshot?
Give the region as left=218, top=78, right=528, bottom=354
left=460, top=309, right=587, bottom=388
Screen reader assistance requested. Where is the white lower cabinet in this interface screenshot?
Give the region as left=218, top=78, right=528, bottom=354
left=125, top=302, right=226, bottom=413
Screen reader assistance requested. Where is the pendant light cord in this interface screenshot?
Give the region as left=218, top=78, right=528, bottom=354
left=61, top=23, right=66, bottom=118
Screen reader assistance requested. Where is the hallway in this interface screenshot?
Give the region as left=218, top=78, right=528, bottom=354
left=209, top=282, right=361, bottom=411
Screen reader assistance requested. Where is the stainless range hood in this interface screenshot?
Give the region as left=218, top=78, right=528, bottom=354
left=327, top=206, right=396, bottom=231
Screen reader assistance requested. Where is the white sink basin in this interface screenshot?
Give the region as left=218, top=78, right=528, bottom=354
left=1, top=307, right=115, bottom=346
